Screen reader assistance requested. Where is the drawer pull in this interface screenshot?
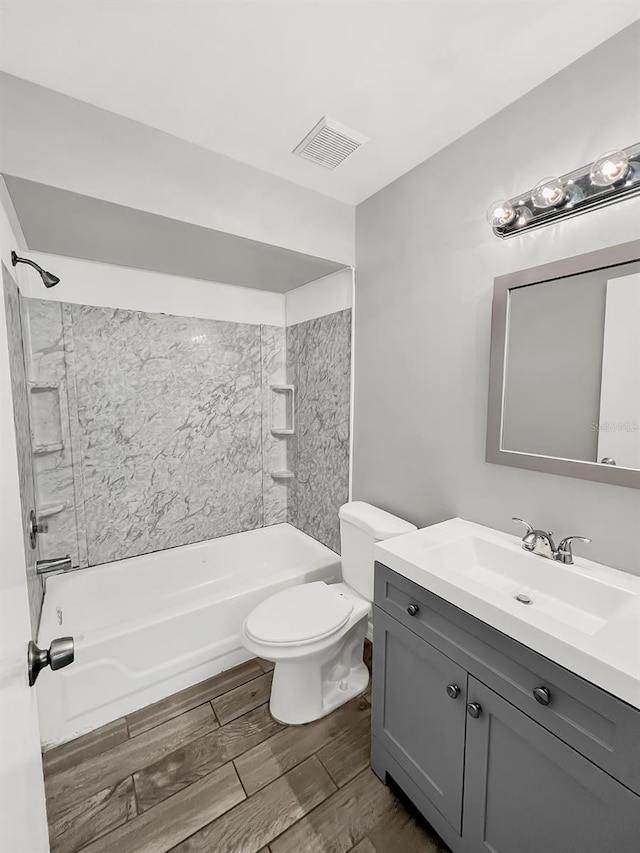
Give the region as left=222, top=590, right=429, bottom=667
left=467, top=702, right=482, bottom=719
left=407, top=604, right=420, bottom=616
left=446, top=683, right=460, bottom=699
left=533, top=686, right=552, bottom=706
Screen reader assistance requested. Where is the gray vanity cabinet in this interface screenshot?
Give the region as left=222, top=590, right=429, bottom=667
left=463, top=677, right=640, bottom=853
left=371, top=563, right=640, bottom=853
left=371, top=607, right=467, bottom=832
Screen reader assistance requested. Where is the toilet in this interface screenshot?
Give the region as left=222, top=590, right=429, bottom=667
left=241, top=501, right=417, bottom=724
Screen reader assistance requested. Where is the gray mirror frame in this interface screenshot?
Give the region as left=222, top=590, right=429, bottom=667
left=487, top=239, right=640, bottom=489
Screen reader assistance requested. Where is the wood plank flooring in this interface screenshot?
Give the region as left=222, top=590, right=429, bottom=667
left=43, top=644, right=450, bottom=853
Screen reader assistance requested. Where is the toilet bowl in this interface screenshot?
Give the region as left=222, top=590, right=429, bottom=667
left=241, top=502, right=417, bottom=724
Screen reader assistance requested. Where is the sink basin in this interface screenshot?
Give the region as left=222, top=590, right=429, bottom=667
left=374, top=518, right=640, bottom=709
left=422, top=535, right=633, bottom=636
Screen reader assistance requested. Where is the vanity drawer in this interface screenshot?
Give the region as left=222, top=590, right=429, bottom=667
left=375, top=562, right=640, bottom=794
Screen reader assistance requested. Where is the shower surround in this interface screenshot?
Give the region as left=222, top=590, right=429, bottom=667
left=74, top=306, right=265, bottom=564
left=20, top=298, right=351, bottom=567
left=3, top=267, right=40, bottom=633
left=287, top=309, right=352, bottom=553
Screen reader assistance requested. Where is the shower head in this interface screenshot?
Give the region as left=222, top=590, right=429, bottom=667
left=11, top=251, right=60, bottom=288
left=40, top=269, right=61, bottom=288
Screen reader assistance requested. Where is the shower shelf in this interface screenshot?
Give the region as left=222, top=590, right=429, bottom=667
left=33, top=442, right=64, bottom=456
left=270, top=384, right=295, bottom=436
left=37, top=502, right=68, bottom=519
left=271, top=470, right=295, bottom=480
left=29, top=381, right=61, bottom=392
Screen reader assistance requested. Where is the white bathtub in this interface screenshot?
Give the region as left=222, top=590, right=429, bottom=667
left=37, top=523, right=341, bottom=747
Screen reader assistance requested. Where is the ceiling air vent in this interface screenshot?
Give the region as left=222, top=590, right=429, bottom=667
left=293, top=116, right=368, bottom=170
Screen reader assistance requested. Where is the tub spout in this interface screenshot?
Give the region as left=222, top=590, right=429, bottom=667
left=36, top=556, right=73, bottom=586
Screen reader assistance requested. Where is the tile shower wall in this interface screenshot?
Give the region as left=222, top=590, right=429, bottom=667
left=261, top=324, right=288, bottom=527
left=77, top=306, right=266, bottom=565
left=22, top=299, right=87, bottom=568
left=20, top=298, right=350, bottom=566
left=3, top=267, right=41, bottom=633
left=287, top=309, right=352, bottom=553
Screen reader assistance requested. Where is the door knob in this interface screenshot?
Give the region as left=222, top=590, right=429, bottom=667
left=533, top=686, right=551, bottom=706
left=407, top=604, right=419, bottom=616
left=28, top=637, right=74, bottom=686
left=466, top=702, right=482, bottom=718
left=446, top=683, right=460, bottom=699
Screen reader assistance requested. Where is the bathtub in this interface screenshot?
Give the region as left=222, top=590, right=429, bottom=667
left=37, top=523, right=341, bottom=747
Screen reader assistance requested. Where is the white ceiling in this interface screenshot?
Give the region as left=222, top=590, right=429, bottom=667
left=0, top=1, right=638, bottom=205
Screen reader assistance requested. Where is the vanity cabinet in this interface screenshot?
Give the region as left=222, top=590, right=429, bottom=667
left=371, top=563, right=640, bottom=853
left=373, top=607, right=467, bottom=832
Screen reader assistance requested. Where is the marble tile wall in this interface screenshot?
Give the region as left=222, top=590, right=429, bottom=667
left=3, top=266, right=42, bottom=634
left=260, top=325, right=288, bottom=526
left=12, top=296, right=351, bottom=570
left=22, top=299, right=87, bottom=568
left=71, top=305, right=264, bottom=565
left=287, top=309, right=352, bottom=553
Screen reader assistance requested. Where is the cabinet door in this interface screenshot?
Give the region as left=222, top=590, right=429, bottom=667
left=372, top=606, right=467, bottom=833
left=463, top=677, right=640, bottom=853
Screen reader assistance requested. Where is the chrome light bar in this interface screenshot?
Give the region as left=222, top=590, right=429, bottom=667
left=487, top=142, right=640, bottom=238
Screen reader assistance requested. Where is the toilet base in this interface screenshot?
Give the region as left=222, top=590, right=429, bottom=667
left=268, top=618, right=369, bottom=725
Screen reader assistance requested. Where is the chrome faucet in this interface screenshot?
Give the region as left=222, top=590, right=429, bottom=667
left=512, top=518, right=591, bottom=565
left=36, top=556, right=72, bottom=576
left=36, top=556, right=73, bottom=588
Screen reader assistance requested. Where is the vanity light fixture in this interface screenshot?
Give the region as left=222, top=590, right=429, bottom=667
left=487, top=141, right=640, bottom=238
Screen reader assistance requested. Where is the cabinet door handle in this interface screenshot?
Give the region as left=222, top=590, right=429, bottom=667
left=446, top=683, right=460, bottom=699
left=533, top=686, right=551, bottom=706
left=466, top=702, right=482, bottom=719
left=406, top=604, right=419, bottom=616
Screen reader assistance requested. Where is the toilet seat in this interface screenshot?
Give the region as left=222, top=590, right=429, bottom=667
left=245, top=582, right=354, bottom=646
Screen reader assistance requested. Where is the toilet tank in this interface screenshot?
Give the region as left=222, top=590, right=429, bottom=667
left=338, top=501, right=417, bottom=602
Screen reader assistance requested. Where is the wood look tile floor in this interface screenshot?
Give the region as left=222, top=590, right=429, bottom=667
left=43, top=646, right=450, bottom=853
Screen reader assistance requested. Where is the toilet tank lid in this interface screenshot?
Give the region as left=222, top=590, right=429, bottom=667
left=339, top=501, right=417, bottom=540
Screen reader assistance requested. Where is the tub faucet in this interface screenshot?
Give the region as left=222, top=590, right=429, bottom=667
left=512, top=519, right=591, bottom=565
left=36, top=556, right=73, bottom=578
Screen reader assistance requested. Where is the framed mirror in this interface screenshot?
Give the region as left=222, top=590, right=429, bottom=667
left=487, top=240, right=640, bottom=489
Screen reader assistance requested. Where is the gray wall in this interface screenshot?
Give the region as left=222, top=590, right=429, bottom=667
left=353, top=24, right=640, bottom=575
left=287, top=309, right=352, bottom=553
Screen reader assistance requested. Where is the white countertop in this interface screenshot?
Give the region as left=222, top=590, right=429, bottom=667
left=374, top=518, right=640, bottom=710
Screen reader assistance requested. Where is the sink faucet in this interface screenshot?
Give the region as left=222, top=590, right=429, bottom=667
left=511, top=518, right=591, bottom=565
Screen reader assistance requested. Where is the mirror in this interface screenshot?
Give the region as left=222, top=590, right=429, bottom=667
left=487, top=240, right=640, bottom=489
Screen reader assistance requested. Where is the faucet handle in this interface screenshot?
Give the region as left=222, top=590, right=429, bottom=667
left=556, top=536, right=591, bottom=565
left=512, top=517, right=534, bottom=534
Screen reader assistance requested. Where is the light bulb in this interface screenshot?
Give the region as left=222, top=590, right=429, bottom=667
left=531, top=177, right=564, bottom=209
left=486, top=199, right=516, bottom=228
left=590, top=150, right=629, bottom=186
